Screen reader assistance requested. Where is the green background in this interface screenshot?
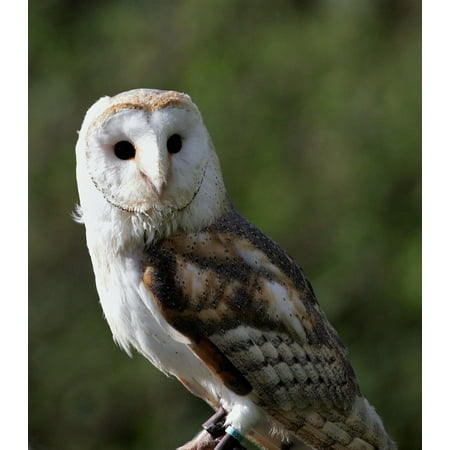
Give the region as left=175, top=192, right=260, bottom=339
left=29, top=1, right=421, bottom=449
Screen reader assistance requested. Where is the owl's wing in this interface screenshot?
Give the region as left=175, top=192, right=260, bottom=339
left=142, top=209, right=360, bottom=420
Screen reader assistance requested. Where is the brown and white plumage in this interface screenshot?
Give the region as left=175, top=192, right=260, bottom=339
left=75, top=89, right=396, bottom=450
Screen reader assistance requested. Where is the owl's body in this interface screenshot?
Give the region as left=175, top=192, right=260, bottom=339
left=75, top=89, right=396, bottom=450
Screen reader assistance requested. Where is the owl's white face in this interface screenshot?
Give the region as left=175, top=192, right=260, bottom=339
left=76, top=89, right=228, bottom=245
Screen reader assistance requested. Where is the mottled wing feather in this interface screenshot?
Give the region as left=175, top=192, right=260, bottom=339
left=142, top=209, right=360, bottom=418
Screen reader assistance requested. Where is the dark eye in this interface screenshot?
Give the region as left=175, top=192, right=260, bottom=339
left=114, top=141, right=136, bottom=160
left=167, top=134, right=182, bottom=154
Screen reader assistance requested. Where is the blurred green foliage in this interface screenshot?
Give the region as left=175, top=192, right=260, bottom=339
left=29, top=1, right=421, bottom=449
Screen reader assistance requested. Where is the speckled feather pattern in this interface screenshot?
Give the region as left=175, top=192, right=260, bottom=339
left=142, top=209, right=395, bottom=450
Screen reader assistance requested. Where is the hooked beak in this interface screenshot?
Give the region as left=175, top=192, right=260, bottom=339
left=135, top=137, right=168, bottom=199
left=139, top=168, right=167, bottom=198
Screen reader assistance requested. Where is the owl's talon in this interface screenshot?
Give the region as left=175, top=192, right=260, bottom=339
left=203, top=407, right=227, bottom=438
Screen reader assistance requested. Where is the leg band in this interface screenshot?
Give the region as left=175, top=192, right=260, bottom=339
left=225, top=425, right=244, bottom=442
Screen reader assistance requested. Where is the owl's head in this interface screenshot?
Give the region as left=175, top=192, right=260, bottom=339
left=76, top=89, right=229, bottom=242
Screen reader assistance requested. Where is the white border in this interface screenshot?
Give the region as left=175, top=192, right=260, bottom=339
left=423, top=1, right=449, bottom=449
left=1, top=1, right=28, bottom=448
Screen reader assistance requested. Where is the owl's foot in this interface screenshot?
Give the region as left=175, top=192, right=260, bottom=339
left=178, top=407, right=247, bottom=450
left=202, top=407, right=227, bottom=438
left=203, top=408, right=246, bottom=449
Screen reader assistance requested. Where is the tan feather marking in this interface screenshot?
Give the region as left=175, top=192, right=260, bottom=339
left=190, top=337, right=252, bottom=396
left=184, top=232, right=235, bottom=260
left=143, top=90, right=192, bottom=112
left=92, top=90, right=193, bottom=133
left=176, top=259, right=214, bottom=300
left=197, top=302, right=229, bottom=323
left=234, top=238, right=285, bottom=279
left=142, top=265, right=154, bottom=287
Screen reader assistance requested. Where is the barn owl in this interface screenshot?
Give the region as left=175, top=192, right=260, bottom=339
left=75, top=89, right=396, bottom=450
